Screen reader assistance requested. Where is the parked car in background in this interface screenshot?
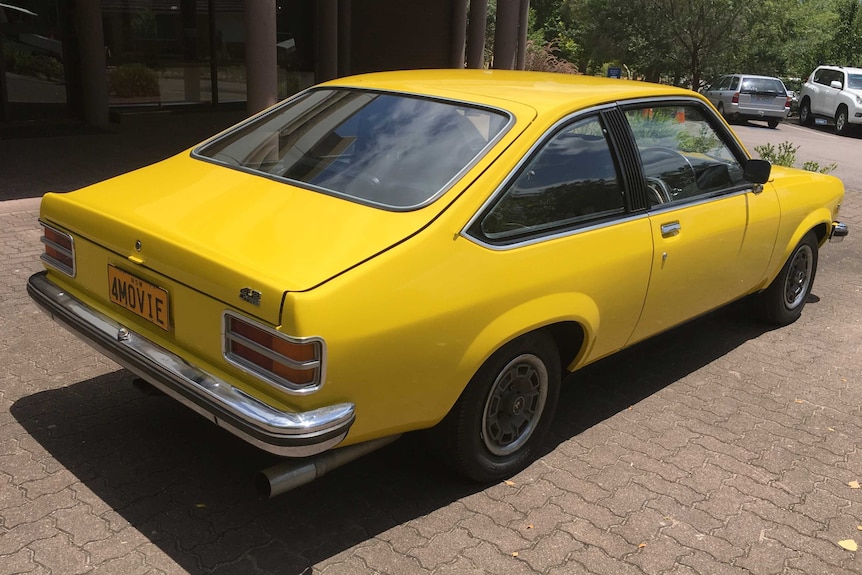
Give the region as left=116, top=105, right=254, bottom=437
left=798, top=65, right=862, bottom=135
left=703, top=74, right=791, bottom=128
left=27, top=71, right=847, bottom=495
left=783, top=77, right=802, bottom=116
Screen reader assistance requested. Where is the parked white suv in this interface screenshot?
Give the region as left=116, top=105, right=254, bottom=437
left=798, top=65, right=862, bottom=135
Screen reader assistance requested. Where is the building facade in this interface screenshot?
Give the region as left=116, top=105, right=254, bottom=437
left=0, top=0, right=529, bottom=128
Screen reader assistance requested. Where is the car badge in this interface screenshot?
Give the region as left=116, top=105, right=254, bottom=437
left=240, top=288, right=262, bottom=306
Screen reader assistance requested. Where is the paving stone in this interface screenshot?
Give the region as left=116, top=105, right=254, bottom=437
left=3, top=134, right=862, bottom=574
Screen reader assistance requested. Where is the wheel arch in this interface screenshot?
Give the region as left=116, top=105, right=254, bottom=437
left=456, top=293, right=597, bottom=390
left=765, top=217, right=830, bottom=286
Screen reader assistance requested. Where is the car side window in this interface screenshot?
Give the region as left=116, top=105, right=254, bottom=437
left=835, top=71, right=846, bottom=88
left=624, top=104, right=746, bottom=206
left=717, top=76, right=732, bottom=90
left=729, top=76, right=740, bottom=90
left=477, top=115, right=625, bottom=241
left=814, top=69, right=827, bottom=85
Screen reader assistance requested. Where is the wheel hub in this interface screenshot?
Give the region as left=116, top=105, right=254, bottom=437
left=481, top=354, right=549, bottom=456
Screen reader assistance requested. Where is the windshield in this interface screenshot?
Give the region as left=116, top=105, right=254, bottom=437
left=196, top=89, right=510, bottom=210
left=849, top=74, right=862, bottom=89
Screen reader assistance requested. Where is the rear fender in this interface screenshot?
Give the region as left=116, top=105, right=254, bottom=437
left=457, top=292, right=599, bottom=385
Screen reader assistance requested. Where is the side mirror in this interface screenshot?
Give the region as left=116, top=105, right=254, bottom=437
left=744, top=159, right=771, bottom=184
left=830, top=80, right=843, bottom=89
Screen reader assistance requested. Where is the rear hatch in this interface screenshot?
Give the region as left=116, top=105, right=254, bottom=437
left=738, top=77, right=788, bottom=114
left=40, top=154, right=458, bottom=324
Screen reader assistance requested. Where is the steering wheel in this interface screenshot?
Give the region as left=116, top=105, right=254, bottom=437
left=646, top=177, right=673, bottom=205
left=640, top=146, right=697, bottom=196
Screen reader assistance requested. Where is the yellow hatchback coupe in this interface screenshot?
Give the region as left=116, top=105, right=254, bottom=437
left=28, top=70, right=847, bottom=495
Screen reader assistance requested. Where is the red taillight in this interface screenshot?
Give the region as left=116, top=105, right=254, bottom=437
left=731, top=92, right=739, bottom=104
left=40, top=223, right=75, bottom=276
left=224, top=314, right=323, bottom=392
left=785, top=96, right=792, bottom=109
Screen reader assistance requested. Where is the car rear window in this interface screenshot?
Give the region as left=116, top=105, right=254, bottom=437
left=195, top=88, right=510, bottom=210
left=740, top=78, right=786, bottom=94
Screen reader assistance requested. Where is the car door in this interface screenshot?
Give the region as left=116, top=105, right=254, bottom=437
left=467, top=111, right=654, bottom=364
left=823, top=70, right=844, bottom=115
left=621, top=101, right=780, bottom=343
left=711, top=75, right=733, bottom=115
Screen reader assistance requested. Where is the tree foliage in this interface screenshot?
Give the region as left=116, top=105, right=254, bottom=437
left=528, top=0, right=862, bottom=86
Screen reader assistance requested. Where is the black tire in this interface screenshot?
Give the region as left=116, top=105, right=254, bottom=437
left=435, top=331, right=561, bottom=482
left=759, top=232, right=819, bottom=325
left=767, top=119, right=780, bottom=129
left=835, top=106, right=849, bottom=136
left=799, top=99, right=813, bottom=126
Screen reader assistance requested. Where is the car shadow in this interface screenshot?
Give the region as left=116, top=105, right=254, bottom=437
left=790, top=119, right=862, bottom=139
left=10, top=297, right=776, bottom=574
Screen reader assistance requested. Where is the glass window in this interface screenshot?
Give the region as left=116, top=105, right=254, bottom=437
left=624, top=105, right=746, bottom=206
left=477, top=116, right=625, bottom=240
left=729, top=76, right=740, bottom=90
left=717, top=76, right=732, bottom=90
left=740, top=77, right=786, bottom=94
left=849, top=74, right=862, bottom=90
left=196, top=89, right=509, bottom=209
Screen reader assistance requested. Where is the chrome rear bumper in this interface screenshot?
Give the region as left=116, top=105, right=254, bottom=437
left=830, top=221, right=848, bottom=243
left=27, top=271, right=354, bottom=457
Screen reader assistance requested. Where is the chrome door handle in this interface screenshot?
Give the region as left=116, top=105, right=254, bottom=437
left=661, top=222, right=681, bottom=237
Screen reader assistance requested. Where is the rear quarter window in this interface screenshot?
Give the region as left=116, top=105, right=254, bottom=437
left=196, top=89, right=511, bottom=210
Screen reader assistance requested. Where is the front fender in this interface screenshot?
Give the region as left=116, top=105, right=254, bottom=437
left=767, top=208, right=831, bottom=284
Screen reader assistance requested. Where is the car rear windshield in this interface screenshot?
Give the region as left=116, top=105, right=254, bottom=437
left=195, top=88, right=510, bottom=210
left=739, top=78, right=786, bottom=94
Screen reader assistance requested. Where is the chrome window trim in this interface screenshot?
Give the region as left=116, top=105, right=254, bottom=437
left=466, top=211, right=650, bottom=251
left=462, top=102, right=631, bottom=250
left=192, top=87, right=516, bottom=213
left=222, top=310, right=327, bottom=395
left=462, top=95, right=756, bottom=251
left=644, top=185, right=759, bottom=216
left=39, top=221, right=76, bottom=277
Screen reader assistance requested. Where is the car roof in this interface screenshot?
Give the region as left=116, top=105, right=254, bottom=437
left=817, top=65, right=862, bottom=73
left=320, top=69, right=699, bottom=117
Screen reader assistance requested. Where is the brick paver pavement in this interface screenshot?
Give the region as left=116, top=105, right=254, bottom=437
left=2, top=148, right=861, bottom=573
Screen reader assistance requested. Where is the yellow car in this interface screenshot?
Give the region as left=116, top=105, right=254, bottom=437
left=28, top=70, right=847, bottom=495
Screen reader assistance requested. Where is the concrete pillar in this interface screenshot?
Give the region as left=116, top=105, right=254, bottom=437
left=465, top=0, right=487, bottom=69
left=75, top=0, right=109, bottom=127
left=450, top=0, right=468, bottom=68
left=316, top=0, right=338, bottom=82
left=493, top=0, right=519, bottom=70
left=245, top=0, right=278, bottom=115
left=516, top=0, right=530, bottom=70
left=337, top=0, right=351, bottom=77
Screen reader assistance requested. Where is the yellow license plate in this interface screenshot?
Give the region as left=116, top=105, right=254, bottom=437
left=108, top=265, right=170, bottom=331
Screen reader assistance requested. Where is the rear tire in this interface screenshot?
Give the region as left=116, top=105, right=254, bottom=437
left=759, top=232, right=818, bottom=325
left=434, top=332, right=561, bottom=482
left=767, top=119, right=780, bottom=129
left=799, top=99, right=813, bottom=126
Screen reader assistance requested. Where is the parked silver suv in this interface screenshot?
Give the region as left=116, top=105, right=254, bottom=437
left=798, top=65, right=862, bottom=135
left=703, top=74, right=790, bottom=128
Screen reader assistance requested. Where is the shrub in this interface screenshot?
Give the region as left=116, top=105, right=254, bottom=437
left=4, top=45, right=64, bottom=81
left=754, top=141, right=837, bottom=174
left=108, top=64, right=160, bottom=98
left=523, top=41, right=578, bottom=74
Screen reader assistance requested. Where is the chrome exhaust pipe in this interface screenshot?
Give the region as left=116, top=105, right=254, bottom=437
left=256, top=435, right=401, bottom=498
